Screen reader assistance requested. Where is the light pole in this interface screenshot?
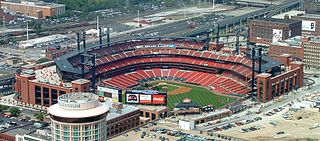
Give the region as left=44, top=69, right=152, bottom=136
left=212, top=0, right=215, bottom=9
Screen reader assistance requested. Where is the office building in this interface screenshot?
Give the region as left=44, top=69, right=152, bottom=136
left=249, top=18, right=302, bottom=45
left=1, top=0, right=65, bottom=19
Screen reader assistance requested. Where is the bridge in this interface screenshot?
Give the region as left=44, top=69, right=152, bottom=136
left=231, top=0, right=274, bottom=8
left=182, top=0, right=304, bottom=37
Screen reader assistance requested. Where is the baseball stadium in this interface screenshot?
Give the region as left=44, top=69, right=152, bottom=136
left=51, top=36, right=304, bottom=110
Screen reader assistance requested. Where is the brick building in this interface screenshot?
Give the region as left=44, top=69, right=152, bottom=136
left=45, top=47, right=73, bottom=60
left=14, top=65, right=90, bottom=107
left=291, top=14, right=320, bottom=36
left=269, top=36, right=304, bottom=61
left=105, top=101, right=140, bottom=139
left=249, top=18, right=302, bottom=45
left=257, top=55, right=304, bottom=103
left=1, top=0, right=65, bottom=19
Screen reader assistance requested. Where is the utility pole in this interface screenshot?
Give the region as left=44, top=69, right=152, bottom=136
left=212, top=0, right=215, bottom=9
left=184, top=4, right=186, bottom=18
left=26, top=21, right=29, bottom=40
left=96, top=16, right=99, bottom=31
left=137, top=10, right=141, bottom=27
left=2, top=16, right=5, bottom=29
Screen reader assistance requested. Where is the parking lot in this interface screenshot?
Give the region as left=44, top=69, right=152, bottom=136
left=218, top=105, right=320, bottom=140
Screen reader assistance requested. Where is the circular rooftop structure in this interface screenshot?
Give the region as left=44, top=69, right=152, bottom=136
left=49, top=92, right=109, bottom=119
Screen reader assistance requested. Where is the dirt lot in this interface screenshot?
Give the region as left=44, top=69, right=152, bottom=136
left=218, top=107, right=320, bottom=141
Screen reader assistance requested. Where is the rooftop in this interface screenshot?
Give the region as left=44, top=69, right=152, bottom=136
left=299, top=14, right=320, bottom=19
left=103, top=98, right=139, bottom=120
left=272, top=10, right=305, bottom=19
left=134, top=104, right=167, bottom=111
left=58, top=93, right=98, bottom=104
left=2, top=120, right=48, bottom=137
left=177, top=109, right=231, bottom=121
left=26, top=128, right=52, bottom=141
left=49, top=93, right=109, bottom=118
left=309, top=36, right=320, bottom=43
left=272, top=36, right=302, bottom=47
left=3, top=0, right=65, bottom=8
left=254, top=18, right=300, bottom=24
left=19, top=34, right=68, bottom=48
left=31, top=65, right=72, bottom=88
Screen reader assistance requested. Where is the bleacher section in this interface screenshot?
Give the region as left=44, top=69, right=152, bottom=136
left=60, top=39, right=258, bottom=96
left=102, top=68, right=251, bottom=95
left=84, top=55, right=256, bottom=79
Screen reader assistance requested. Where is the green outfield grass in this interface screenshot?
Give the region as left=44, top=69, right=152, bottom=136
left=150, top=82, right=180, bottom=92
left=159, top=81, right=236, bottom=111
left=124, top=81, right=237, bottom=111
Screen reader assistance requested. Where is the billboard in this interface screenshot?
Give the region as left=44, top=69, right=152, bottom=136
left=302, top=20, right=316, bottom=31
left=97, top=86, right=121, bottom=103
left=140, top=95, right=152, bottom=104
left=152, top=95, right=165, bottom=104
left=125, top=90, right=167, bottom=105
left=126, top=94, right=139, bottom=103
left=272, top=29, right=283, bottom=43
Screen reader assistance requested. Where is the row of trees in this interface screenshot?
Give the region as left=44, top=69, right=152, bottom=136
left=57, top=0, right=189, bottom=12
left=0, top=105, right=45, bottom=121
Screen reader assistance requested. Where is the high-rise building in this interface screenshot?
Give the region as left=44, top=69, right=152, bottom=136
left=302, top=36, right=320, bottom=69
left=49, top=93, right=109, bottom=141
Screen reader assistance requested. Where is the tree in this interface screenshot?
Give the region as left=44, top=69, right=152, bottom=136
left=36, top=58, right=50, bottom=64
left=9, top=108, right=21, bottom=117
left=34, top=112, right=45, bottom=121
left=0, top=105, right=10, bottom=112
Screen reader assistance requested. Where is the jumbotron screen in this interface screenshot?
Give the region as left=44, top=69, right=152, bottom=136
left=125, top=90, right=167, bottom=105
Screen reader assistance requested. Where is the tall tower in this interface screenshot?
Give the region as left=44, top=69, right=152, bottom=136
left=49, top=93, right=109, bottom=141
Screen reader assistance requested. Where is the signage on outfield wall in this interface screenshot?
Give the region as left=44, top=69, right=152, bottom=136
left=272, top=29, right=283, bottom=43
left=126, top=94, right=139, bottom=103
left=302, top=20, right=316, bottom=31
left=140, top=95, right=152, bottom=103
left=152, top=95, right=165, bottom=104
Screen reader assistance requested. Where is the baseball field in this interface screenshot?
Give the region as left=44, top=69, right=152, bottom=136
left=149, top=81, right=236, bottom=110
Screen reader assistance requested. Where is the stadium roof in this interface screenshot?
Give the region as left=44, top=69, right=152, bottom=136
left=55, top=36, right=207, bottom=74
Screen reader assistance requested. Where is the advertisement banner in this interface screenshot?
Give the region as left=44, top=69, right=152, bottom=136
left=272, top=29, right=283, bottom=43
left=126, top=94, right=139, bottom=103
left=302, top=20, right=316, bottom=31
left=140, top=95, right=152, bottom=103
left=152, top=95, right=165, bottom=104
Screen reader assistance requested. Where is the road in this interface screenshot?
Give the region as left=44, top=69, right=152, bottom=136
left=0, top=94, right=42, bottom=119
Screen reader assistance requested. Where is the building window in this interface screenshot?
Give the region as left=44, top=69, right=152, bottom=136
left=43, top=87, right=50, bottom=106
left=35, top=86, right=41, bottom=105
left=51, top=89, right=58, bottom=104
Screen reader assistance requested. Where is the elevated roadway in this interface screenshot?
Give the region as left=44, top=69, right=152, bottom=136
left=183, top=0, right=304, bottom=37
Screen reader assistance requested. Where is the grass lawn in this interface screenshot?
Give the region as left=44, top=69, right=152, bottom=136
left=160, top=81, right=236, bottom=111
